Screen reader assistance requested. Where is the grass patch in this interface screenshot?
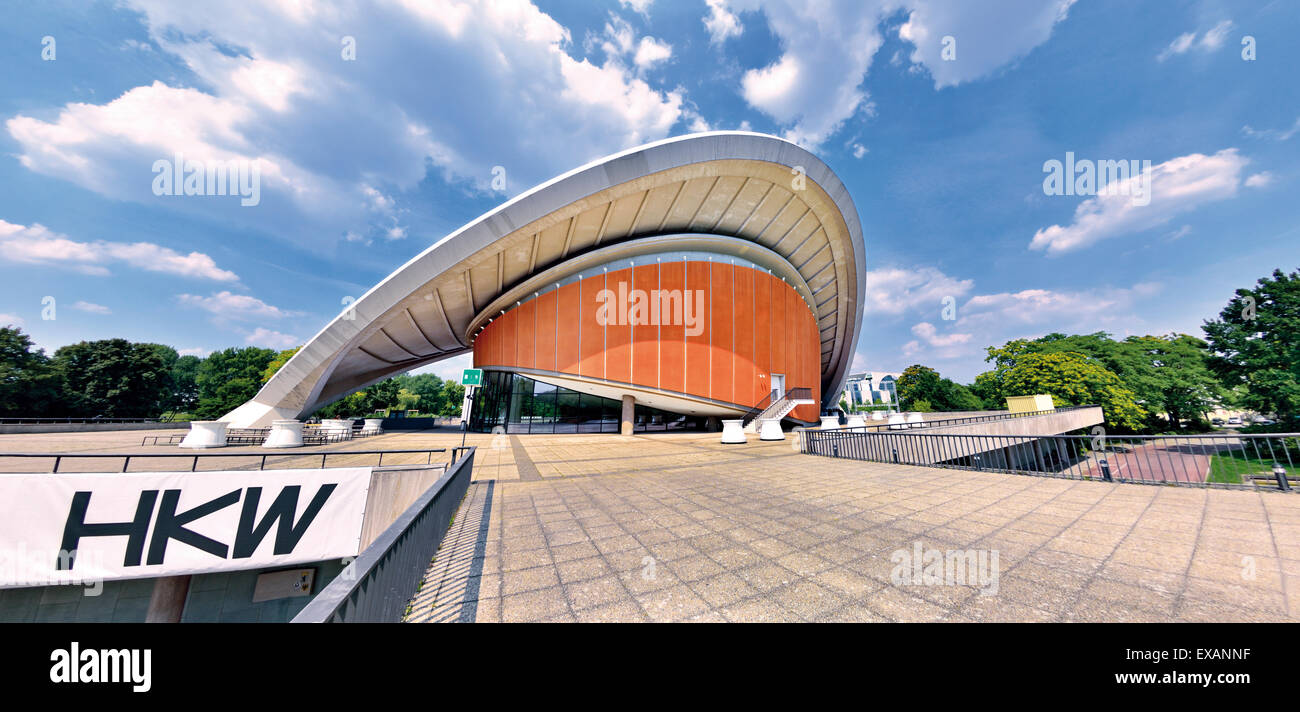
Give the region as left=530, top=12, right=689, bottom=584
left=1208, top=450, right=1291, bottom=485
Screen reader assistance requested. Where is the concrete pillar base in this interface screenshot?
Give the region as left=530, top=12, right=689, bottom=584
left=361, top=418, right=384, bottom=436
left=758, top=418, right=785, bottom=441
left=846, top=414, right=866, bottom=428
left=179, top=421, right=227, bottom=449
left=820, top=415, right=839, bottom=429
left=262, top=419, right=304, bottom=448
left=721, top=419, right=746, bottom=444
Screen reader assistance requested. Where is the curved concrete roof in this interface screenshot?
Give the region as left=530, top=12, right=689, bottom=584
left=223, top=131, right=866, bottom=427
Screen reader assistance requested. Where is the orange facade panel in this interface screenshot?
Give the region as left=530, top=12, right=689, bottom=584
left=658, top=261, right=685, bottom=394
left=472, top=260, right=822, bottom=422
left=604, top=267, right=632, bottom=384
left=683, top=261, right=710, bottom=398
left=579, top=274, right=604, bottom=379
left=516, top=297, right=535, bottom=370
left=556, top=282, right=580, bottom=373
left=631, top=263, right=659, bottom=389
left=733, top=265, right=756, bottom=407
left=709, top=262, right=733, bottom=405
left=535, top=289, right=557, bottom=372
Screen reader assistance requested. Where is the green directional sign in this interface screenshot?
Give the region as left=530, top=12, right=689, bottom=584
left=461, top=368, right=483, bottom=386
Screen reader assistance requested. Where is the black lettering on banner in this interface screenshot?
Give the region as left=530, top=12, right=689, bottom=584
left=233, top=484, right=337, bottom=558
left=58, top=490, right=158, bottom=569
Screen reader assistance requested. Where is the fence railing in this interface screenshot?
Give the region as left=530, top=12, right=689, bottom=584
left=800, top=429, right=1299, bottom=491
left=292, top=447, right=477, bottom=623
left=0, top=448, right=450, bottom=473
left=840, top=404, right=1098, bottom=432
left=0, top=416, right=167, bottom=425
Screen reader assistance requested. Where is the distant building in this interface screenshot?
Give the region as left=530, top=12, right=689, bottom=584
left=841, top=371, right=901, bottom=409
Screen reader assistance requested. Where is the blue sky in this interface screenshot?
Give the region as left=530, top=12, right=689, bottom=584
left=0, top=0, right=1296, bottom=384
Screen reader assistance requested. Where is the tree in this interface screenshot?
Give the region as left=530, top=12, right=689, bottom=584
left=895, top=364, right=983, bottom=411
left=1203, top=268, right=1300, bottom=420
left=995, top=351, right=1147, bottom=431
left=0, top=327, right=60, bottom=416
left=440, top=382, right=465, bottom=417
left=896, top=365, right=942, bottom=410
left=168, top=355, right=202, bottom=413
left=51, top=339, right=172, bottom=417
left=261, top=346, right=302, bottom=384
left=363, top=378, right=401, bottom=412
left=194, top=347, right=276, bottom=419
left=392, top=372, right=448, bottom=414
left=978, top=331, right=1222, bottom=427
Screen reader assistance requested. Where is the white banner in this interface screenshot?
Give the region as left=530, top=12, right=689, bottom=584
left=0, top=467, right=371, bottom=588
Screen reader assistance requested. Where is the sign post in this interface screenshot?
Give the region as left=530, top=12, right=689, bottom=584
left=459, top=369, right=483, bottom=449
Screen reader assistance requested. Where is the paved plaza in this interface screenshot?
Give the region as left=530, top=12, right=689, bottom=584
left=3, top=426, right=1298, bottom=622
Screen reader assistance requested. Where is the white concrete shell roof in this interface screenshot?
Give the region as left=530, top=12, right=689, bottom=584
left=223, top=131, right=866, bottom=427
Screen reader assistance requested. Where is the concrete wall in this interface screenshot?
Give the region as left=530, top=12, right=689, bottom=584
left=0, top=422, right=189, bottom=434
left=819, top=407, right=1105, bottom=467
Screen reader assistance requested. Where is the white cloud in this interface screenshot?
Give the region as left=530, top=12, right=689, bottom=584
left=1245, top=172, right=1274, bottom=188
left=898, top=0, right=1077, bottom=88
left=911, top=321, right=971, bottom=347
left=731, top=0, right=1075, bottom=147
left=1243, top=117, right=1300, bottom=141
left=0, top=314, right=25, bottom=328
left=619, top=0, right=654, bottom=15
left=245, top=327, right=299, bottom=350
left=1030, top=149, right=1249, bottom=255
left=71, top=301, right=111, bottom=315
left=1157, top=20, right=1233, bottom=61
left=178, top=347, right=211, bottom=357
left=704, top=0, right=743, bottom=44
left=177, top=291, right=301, bottom=321
left=865, top=266, right=974, bottom=316
left=7, top=1, right=687, bottom=244
left=634, top=36, right=673, bottom=69
left=0, top=219, right=239, bottom=281
left=851, top=143, right=868, bottom=159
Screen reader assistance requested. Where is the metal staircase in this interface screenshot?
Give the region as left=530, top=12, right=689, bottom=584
left=742, top=387, right=815, bottom=433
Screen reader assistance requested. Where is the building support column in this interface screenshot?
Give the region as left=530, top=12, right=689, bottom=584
left=620, top=395, right=635, bottom=436
left=145, top=575, right=191, bottom=623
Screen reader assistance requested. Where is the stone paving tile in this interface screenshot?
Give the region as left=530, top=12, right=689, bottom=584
left=395, top=430, right=1300, bottom=623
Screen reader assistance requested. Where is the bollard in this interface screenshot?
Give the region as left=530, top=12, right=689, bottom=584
left=892, top=447, right=899, bottom=464
left=1099, top=457, right=1112, bottom=482
left=1274, top=463, right=1291, bottom=491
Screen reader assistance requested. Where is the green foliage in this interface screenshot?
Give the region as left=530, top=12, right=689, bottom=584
left=261, top=346, right=302, bottom=384
left=978, top=331, right=1223, bottom=429
left=1203, top=267, right=1300, bottom=419
left=896, top=364, right=982, bottom=411
left=0, top=327, right=61, bottom=416
left=194, top=347, right=276, bottom=419
left=168, top=355, right=202, bottom=413
left=51, top=339, right=172, bottom=418
left=994, top=351, right=1147, bottom=431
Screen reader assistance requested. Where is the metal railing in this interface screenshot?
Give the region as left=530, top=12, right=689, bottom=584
left=140, top=423, right=386, bottom=447
left=292, top=447, right=477, bottom=623
left=740, top=392, right=774, bottom=427
left=0, top=448, right=450, bottom=473
left=0, top=416, right=166, bottom=425
left=800, top=430, right=1299, bottom=491
left=841, top=404, right=1098, bottom=432
left=742, top=387, right=814, bottom=427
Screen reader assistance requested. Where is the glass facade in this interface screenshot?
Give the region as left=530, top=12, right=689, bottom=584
left=469, top=370, right=708, bottom=434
